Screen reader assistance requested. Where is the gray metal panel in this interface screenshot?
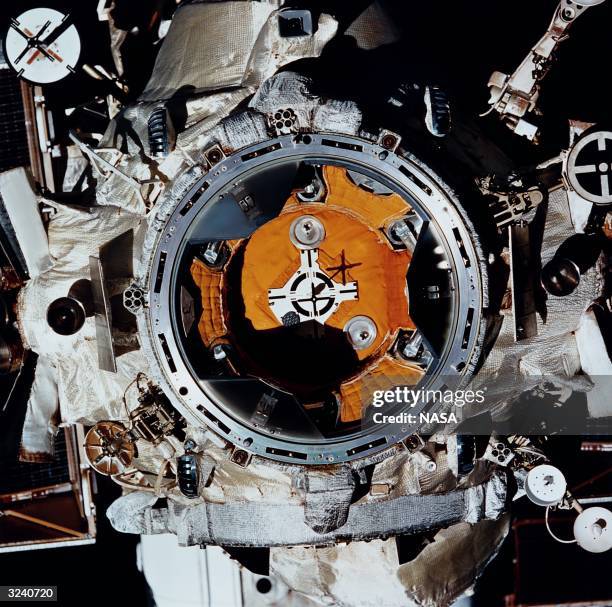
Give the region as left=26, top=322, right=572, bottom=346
left=89, top=255, right=117, bottom=373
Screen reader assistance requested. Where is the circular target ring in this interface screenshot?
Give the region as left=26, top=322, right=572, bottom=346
left=566, top=130, right=612, bottom=206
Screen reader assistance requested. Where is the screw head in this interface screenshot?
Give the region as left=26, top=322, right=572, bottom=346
left=290, top=215, right=325, bottom=249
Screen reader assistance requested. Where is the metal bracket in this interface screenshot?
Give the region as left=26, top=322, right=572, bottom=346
left=484, top=0, right=607, bottom=140
left=89, top=255, right=117, bottom=373
left=483, top=184, right=546, bottom=228
left=483, top=437, right=515, bottom=467
left=268, top=108, right=298, bottom=137
left=69, top=131, right=162, bottom=208
left=377, top=129, right=402, bottom=152
left=203, top=144, right=225, bottom=168
left=123, top=284, right=146, bottom=315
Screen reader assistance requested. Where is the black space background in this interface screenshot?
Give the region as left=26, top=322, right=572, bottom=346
left=0, top=1, right=611, bottom=606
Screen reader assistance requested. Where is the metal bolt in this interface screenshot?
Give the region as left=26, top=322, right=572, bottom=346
left=401, top=331, right=422, bottom=359
left=213, top=345, right=227, bottom=360
left=389, top=220, right=412, bottom=244
left=202, top=241, right=222, bottom=266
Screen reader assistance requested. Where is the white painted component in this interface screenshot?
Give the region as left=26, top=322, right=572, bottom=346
left=268, top=249, right=358, bottom=325
left=19, top=356, right=58, bottom=458
left=566, top=130, right=612, bottom=205
left=4, top=8, right=81, bottom=84
left=566, top=190, right=592, bottom=233
left=0, top=168, right=51, bottom=278
left=137, top=534, right=308, bottom=607
left=138, top=534, right=243, bottom=607
left=513, top=119, right=539, bottom=141
left=575, top=309, right=612, bottom=418
left=573, top=507, right=612, bottom=553
left=525, top=464, right=567, bottom=507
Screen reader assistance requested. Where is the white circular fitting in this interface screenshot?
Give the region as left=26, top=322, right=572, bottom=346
left=566, top=130, right=612, bottom=205
left=525, top=464, right=567, bottom=507
left=290, top=215, right=325, bottom=249
left=344, top=316, right=377, bottom=350
left=5, top=9, right=82, bottom=84
left=424, top=459, right=437, bottom=473
left=573, top=507, right=612, bottom=553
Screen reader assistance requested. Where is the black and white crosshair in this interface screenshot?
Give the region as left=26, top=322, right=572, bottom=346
left=268, top=249, right=359, bottom=326
left=567, top=130, right=612, bottom=206
left=4, top=8, right=81, bottom=84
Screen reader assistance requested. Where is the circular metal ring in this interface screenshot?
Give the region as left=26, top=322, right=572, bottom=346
left=138, top=132, right=486, bottom=464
